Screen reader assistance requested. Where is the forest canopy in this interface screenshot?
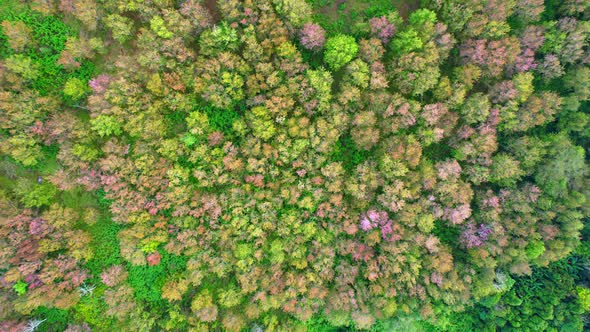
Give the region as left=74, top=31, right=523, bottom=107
left=0, top=0, right=589, bottom=331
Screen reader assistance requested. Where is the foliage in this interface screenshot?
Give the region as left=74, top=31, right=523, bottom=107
left=0, top=6, right=94, bottom=95
left=63, top=77, right=88, bottom=100
left=324, top=34, right=359, bottom=70
left=104, top=14, right=134, bottom=44
left=13, top=280, right=28, bottom=296
left=90, top=115, right=123, bottom=137
left=390, top=28, right=423, bottom=54
left=127, top=252, right=187, bottom=305
left=14, top=180, right=58, bottom=207
left=0, top=0, right=589, bottom=331
left=150, top=16, right=173, bottom=39
left=198, top=22, right=239, bottom=57
left=578, top=287, right=590, bottom=312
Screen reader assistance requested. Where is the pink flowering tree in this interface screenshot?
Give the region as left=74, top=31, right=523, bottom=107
left=359, top=209, right=400, bottom=241
left=88, top=74, right=111, bottom=95
left=299, top=23, right=326, bottom=52
left=460, top=223, right=493, bottom=248
left=369, top=16, right=396, bottom=43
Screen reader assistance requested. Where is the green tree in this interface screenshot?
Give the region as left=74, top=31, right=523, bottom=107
left=2, top=135, right=42, bottom=166
left=246, top=106, right=276, bottom=140
left=324, top=35, right=359, bottom=71
left=91, top=115, right=123, bottom=137
left=390, top=29, right=423, bottom=55
left=14, top=180, right=58, bottom=208
left=272, top=0, right=312, bottom=28
left=535, top=135, right=586, bottom=198
left=63, top=77, right=88, bottom=100
left=307, top=68, right=333, bottom=111
left=150, top=16, right=173, bottom=39
left=13, top=280, right=27, bottom=296
left=460, top=92, right=491, bottom=124
left=198, top=22, right=239, bottom=57
left=577, top=287, right=590, bottom=312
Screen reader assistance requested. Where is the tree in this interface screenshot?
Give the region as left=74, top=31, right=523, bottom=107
left=390, top=29, right=423, bottom=55
left=535, top=135, right=586, bottom=198
left=489, top=153, right=524, bottom=187
left=14, top=181, right=58, bottom=207
left=514, top=0, right=544, bottom=23
left=1, top=20, right=32, bottom=51
left=179, top=0, right=212, bottom=33
left=460, top=93, right=490, bottom=124
left=4, top=55, right=39, bottom=80
left=272, top=0, right=312, bottom=28
left=150, top=16, right=173, bottom=39
left=537, top=54, right=564, bottom=79
left=104, top=14, right=134, bottom=44
left=369, top=15, right=398, bottom=44
left=63, top=78, right=88, bottom=100
left=564, top=66, right=590, bottom=101
left=343, top=59, right=370, bottom=89
left=299, top=23, right=325, bottom=51
left=2, top=135, right=42, bottom=166
left=408, top=8, right=437, bottom=37
left=191, top=290, right=218, bottom=322
left=305, top=68, right=333, bottom=112
left=246, top=106, right=276, bottom=140
left=90, top=115, right=123, bottom=137
left=324, top=35, right=359, bottom=71
left=198, top=22, right=239, bottom=57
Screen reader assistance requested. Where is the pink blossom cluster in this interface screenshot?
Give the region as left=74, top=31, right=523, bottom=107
left=29, top=217, right=51, bottom=236
left=513, top=48, right=537, bottom=73
left=460, top=39, right=487, bottom=65
left=443, top=204, right=472, bottom=225
left=101, top=264, right=127, bottom=287
left=431, top=272, right=443, bottom=286
left=421, top=103, right=448, bottom=126
left=369, top=16, right=396, bottom=43
left=482, top=195, right=500, bottom=208
left=436, top=160, right=462, bottom=180
left=54, top=255, right=88, bottom=288
left=147, top=252, right=162, bottom=266
left=88, top=74, right=111, bottom=95
left=145, top=200, right=159, bottom=216
left=59, top=0, right=75, bottom=13
left=460, top=223, right=493, bottom=248
left=25, top=273, right=43, bottom=289
left=490, top=81, right=518, bottom=104
left=359, top=209, right=398, bottom=241
left=487, top=108, right=501, bottom=127
left=299, top=23, right=326, bottom=51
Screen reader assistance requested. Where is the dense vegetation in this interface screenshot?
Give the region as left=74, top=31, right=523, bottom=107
left=0, top=0, right=589, bottom=331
